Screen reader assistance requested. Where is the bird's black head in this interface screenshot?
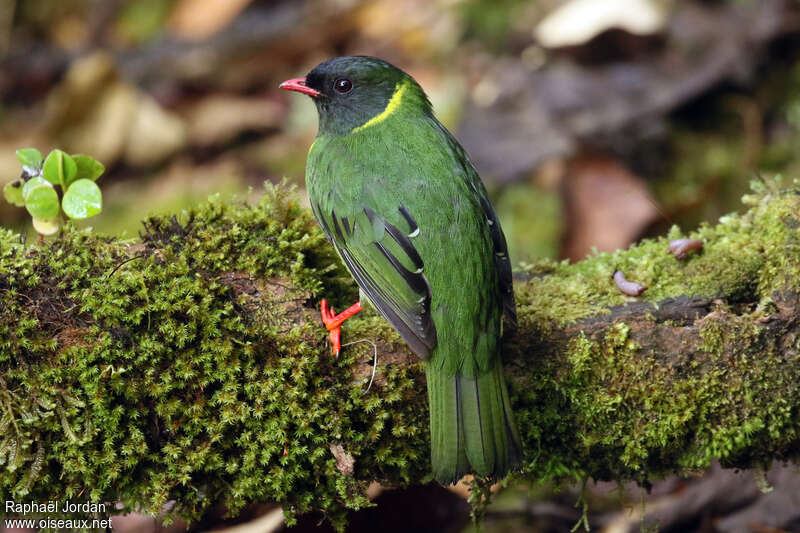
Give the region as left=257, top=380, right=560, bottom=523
left=280, top=56, right=430, bottom=136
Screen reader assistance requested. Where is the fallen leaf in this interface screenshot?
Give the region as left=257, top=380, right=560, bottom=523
left=561, top=154, right=660, bottom=261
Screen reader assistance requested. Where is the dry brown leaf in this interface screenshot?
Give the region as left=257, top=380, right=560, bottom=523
left=561, top=154, right=660, bottom=261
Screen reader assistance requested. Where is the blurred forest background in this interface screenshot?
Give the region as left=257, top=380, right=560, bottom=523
left=1, top=0, right=800, bottom=532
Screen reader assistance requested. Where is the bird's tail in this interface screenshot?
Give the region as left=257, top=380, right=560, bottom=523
left=426, top=359, right=523, bottom=484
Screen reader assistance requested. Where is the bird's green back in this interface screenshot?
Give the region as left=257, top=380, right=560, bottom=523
left=306, top=76, right=510, bottom=377
left=289, top=56, right=522, bottom=482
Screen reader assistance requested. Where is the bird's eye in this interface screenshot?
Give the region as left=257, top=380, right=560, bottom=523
left=334, top=78, right=353, bottom=94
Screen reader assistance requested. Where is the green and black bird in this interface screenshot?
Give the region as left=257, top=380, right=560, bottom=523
left=280, top=56, right=523, bottom=483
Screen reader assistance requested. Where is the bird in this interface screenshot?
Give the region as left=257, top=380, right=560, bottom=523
left=280, top=56, right=522, bottom=484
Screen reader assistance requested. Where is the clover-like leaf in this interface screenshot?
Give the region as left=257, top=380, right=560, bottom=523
left=71, top=154, right=105, bottom=186
left=3, top=180, right=25, bottom=207
left=32, top=217, right=60, bottom=236
left=62, top=179, right=102, bottom=219
left=42, top=149, right=77, bottom=187
left=16, top=148, right=43, bottom=170
left=22, top=176, right=52, bottom=200
left=24, top=184, right=60, bottom=219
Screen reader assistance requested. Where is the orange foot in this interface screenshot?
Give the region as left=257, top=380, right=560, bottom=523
left=320, top=299, right=363, bottom=356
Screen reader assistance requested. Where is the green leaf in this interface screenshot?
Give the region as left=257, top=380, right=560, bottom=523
left=3, top=180, right=25, bottom=207
left=32, top=217, right=60, bottom=236
left=42, top=149, right=77, bottom=187
left=22, top=176, right=52, bottom=200
left=16, top=148, right=43, bottom=170
left=24, top=184, right=60, bottom=219
left=62, top=179, right=102, bottom=219
left=71, top=154, right=105, bottom=185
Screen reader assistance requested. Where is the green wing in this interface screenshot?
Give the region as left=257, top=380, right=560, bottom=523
left=311, top=200, right=438, bottom=359
left=433, top=120, right=517, bottom=333
left=306, top=115, right=515, bottom=366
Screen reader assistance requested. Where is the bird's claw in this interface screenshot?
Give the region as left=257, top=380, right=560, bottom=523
left=320, top=299, right=363, bottom=356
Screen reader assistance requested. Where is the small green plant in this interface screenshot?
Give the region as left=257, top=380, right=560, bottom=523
left=3, top=148, right=104, bottom=235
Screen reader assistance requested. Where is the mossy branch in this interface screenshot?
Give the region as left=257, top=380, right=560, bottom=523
left=1, top=180, right=799, bottom=529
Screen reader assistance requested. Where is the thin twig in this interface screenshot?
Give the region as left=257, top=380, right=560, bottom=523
left=341, top=339, right=378, bottom=393
left=106, top=254, right=146, bottom=278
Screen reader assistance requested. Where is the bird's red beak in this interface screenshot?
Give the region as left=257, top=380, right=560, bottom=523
left=279, top=77, right=321, bottom=98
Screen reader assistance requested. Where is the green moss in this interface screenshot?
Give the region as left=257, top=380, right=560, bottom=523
left=1, top=178, right=798, bottom=529
left=510, top=177, right=800, bottom=487
left=0, top=182, right=426, bottom=529
left=517, top=177, right=800, bottom=331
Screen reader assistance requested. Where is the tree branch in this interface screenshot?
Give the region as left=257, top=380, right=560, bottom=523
left=0, top=180, right=798, bottom=529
